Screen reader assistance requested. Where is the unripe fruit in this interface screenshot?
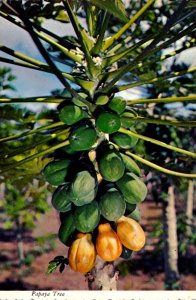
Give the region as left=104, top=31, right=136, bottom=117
left=96, top=111, right=121, bottom=134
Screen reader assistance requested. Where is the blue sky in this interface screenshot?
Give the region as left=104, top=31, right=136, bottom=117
left=0, top=17, right=64, bottom=98
left=0, top=15, right=195, bottom=102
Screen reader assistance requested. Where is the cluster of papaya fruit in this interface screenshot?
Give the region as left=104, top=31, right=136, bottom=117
left=43, top=95, right=147, bottom=273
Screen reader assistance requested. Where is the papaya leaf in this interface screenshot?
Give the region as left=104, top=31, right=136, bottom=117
left=103, top=0, right=156, bottom=50
left=0, top=139, right=70, bottom=174
left=47, top=256, right=68, bottom=274
left=47, top=261, right=59, bottom=274
left=52, top=256, right=65, bottom=262
left=59, top=263, right=65, bottom=273
left=85, top=0, right=128, bottom=23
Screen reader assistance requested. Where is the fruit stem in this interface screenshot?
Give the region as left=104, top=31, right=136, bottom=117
left=126, top=151, right=196, bottom=178
left=119, top=128, right=196, bottom=159
left=126, top=95, right=196, bottom=105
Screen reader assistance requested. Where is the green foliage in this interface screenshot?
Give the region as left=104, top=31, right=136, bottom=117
left=47, top=256, right=68, bottom=274
left=0, top=179, right=50, bottom=230
left=0, top=67, right=16, bottom=95
left=85, top=0, right=128, bottom=23
left=177, top=213, right=196, bottom=255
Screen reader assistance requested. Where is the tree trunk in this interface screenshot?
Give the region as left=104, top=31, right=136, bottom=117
left=186, top=179, right=194, bottom=237
left=163, top=185, right=180, bottom=290
left=86, top=257, right=118, bottom=290
left=15, top=218, right=25, bottom=266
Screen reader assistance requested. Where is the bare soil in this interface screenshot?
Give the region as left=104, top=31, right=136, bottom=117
left=0, top=200, right=195, bottom=291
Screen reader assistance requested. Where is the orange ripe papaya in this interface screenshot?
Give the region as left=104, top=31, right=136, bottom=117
left=95, top=223, right=122, bottom=261
left=68, top=233, right=96, bottom=273
left=116, top=216, right=145, bottom=251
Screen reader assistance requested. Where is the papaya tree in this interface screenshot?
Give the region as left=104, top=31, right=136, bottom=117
left=186, top=179, right=194, bottom=237
left=0, top=0, right=196, bottom=290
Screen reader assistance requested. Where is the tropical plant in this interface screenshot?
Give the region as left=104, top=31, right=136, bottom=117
left=0, top=179, right=50, bottom=265
left=0, top=0, right=196, bottom=290
left=0, top=67, right=52, bottom=266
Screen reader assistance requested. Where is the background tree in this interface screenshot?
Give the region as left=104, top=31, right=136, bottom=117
left=138, top=56, right=195, bottom=289
left=0, top=67, right=52, bottom=266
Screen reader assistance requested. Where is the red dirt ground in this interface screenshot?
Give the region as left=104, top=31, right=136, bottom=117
left=0, top=200, right=195, bottom=291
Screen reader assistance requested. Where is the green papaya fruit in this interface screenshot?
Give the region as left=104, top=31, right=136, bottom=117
left=121, top=110, right=137, bottom=128
left=116, top=172, right=147, bottom=204
left=120, top=246, right=133, bottom=259
left=99, top=188, right=126, bottom=221
left=59, top=104, right=85, bottom=125
left=70, top=170, right=96, bottom=206
left=59, top=211, right=70, bottom=223
left=96, top=111, right=121, bottom=134
left=95, top=95, right=109, bottom=105
left=98, top=147, right=125, bottom=182
left=127, top=206, right=141, bottom=222
left=69, top=125, right=97, bottom=151
left=58, top=213, right=76, bottom=246
left=126, top=203, right=137, bottom=213
left=51, top=184, right=72, bottom=212
left=61, top=144, right=78, bottom=155
left=120, top=153, right=141, bottom=176
left=108, top=97, right=126, bottom=114
left=111, top=132, right=138, bottom=149
left=43, top=159, right=71, bottom=186
left=74, top=201, right=100, bottom=233
left=70, top=188, right=96, bottom=207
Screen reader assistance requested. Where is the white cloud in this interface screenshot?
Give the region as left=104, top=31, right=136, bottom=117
left=176, top=47, right=196, bottom=67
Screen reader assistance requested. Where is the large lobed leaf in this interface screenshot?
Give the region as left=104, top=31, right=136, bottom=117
left=84, top=0, right=129, bottom=22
